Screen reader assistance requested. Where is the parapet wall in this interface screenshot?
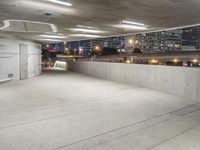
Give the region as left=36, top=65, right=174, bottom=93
left=68, top=61, right=200, bottom=103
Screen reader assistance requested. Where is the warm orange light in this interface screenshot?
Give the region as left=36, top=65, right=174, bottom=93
left=95, top=46, right=100, bottom=50
left=174, top=59, right=178, bottom=63
left=192, top=59, right=198, bottom=63
left=151, top=59, right=158, bottom=64
left=126, top=60, right=131, bottom=64
left=128, top=39, right=133, bottom=44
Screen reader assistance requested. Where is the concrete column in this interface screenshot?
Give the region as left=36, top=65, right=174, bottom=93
left=19, top=44, right=28, bottom=80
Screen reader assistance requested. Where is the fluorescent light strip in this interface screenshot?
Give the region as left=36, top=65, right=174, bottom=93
left=47, top=0, right=72, bottom=6
left=70, top=34, right=101, bottom=38
left=115, top=24, right=147, bottom=30
left=21, top=1, right=74, bottom=13
left=39, top=35, right=67, bottom=39
left=122, top=20, right=145, bottom=26
left=71, top=28, right=103, bottom=34
left=77, top=25, right=99, bottom=30
left=40, top=39, right=64, bottom=42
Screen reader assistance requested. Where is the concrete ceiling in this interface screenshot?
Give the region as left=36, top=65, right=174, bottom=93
left=0, top=0, right=200, bottom=43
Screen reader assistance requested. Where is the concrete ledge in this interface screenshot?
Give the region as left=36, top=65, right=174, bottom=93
left=0, top=78, right=13, bottom=83
left=68, top=61, right=200, bottom=103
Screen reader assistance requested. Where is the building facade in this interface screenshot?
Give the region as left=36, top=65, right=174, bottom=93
left=182, top=26, right=200, bottom=50
left=52, top=25, right=200, bottom=56
left=133, top=30, right=182, bottom=52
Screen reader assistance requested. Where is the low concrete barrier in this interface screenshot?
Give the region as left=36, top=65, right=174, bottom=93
left=68, top=61, right=200, bottom=102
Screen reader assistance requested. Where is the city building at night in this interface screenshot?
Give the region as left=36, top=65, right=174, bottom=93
left=182, top=26, right=200, bottom=50
left=134, top=30, right=182, bottom=52
left=64, top=26, right=200, bottom=55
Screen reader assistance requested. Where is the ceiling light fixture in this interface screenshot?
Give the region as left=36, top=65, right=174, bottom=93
left=21, top=1, right=74, bottom=13
left=116, top=20, right=148, bottom=30
left=39, top=35, right=67, bottom=39
left=39, top=39, right=64, bottom=42
left=118, top=24, right=147, bottom=30
left=47, top=0, right=72, bottom=6
left=71, top=28, right=104, bottom=34
left=121, top=20, right=145, bottom=26
left=70, top=34, right=102, bottom=38
left=77, top=25, right=99, bottom=30
left=57, top=33, right=65, bottom=36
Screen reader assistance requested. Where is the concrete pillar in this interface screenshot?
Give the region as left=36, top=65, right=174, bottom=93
left=19, top=44, right=28, bottom=80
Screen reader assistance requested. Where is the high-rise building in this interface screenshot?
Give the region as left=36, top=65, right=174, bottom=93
left=182, top=26, right=200, bottom=50
left=91, top=37, right=124, bottom=49
left=80, top=40, right=92, bottom=55
left=133, top=30, right=182, bottom=52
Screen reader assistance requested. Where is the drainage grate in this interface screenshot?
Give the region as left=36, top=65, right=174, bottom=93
left=171, top=103, right=200, bottom=116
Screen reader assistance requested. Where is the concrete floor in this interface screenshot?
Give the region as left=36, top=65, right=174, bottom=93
left=0, top=70, right=200, bottom=150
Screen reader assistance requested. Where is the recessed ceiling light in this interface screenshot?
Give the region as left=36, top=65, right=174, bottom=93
left=57, top=33, right=65, bottom=36
left=76, top=25, right=99, bottom=30
left=20, top=1, right=74, bottom=13
left=70, top=28, right=104, bottom=34
left=116, top=20, right=148, bottom=30
left=114, top=24, right=147, bottom=30
left=70, top=34, right=102, bottom=38
left=39, top=35, right=67, bottom=39
left=47, top=0, right=72, bottom=6
left=121, top=20, right=145, bottom=26
left=39, top=39, right=64, bottom=42
left=120, top=24, right=147, bottom=30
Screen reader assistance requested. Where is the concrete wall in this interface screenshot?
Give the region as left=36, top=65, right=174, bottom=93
left=27, top=43, right=42, bottom=78
left=68, top=61, right=200, bottom=102
left=0, top=38, right=41, bottom=82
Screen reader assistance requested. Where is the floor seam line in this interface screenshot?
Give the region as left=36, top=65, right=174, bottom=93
left=0, top=110, right=92, bottom=130
left=53, top=112, right=173, bottom=150
left=147, top=123, right=200, bottom=150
